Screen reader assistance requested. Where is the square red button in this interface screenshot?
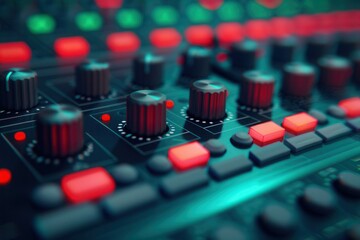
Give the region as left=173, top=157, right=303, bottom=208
left=282, top=112, right=318, bottom=135
left=338, top=97, right=360, bottom=118
left=61, top=167, right=115, bottom=204
left=249, top=121, right=285, bottom=146
left=168, top=141, right=210, bottom=171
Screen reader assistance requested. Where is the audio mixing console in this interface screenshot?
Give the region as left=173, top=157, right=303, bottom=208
left=1, top=0, right=360, bottom=239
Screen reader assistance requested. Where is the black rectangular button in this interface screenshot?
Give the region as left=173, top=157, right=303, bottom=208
left=160, top=168, right=209, bottom=197
left=284, top=132, right=323, bottom=153
left=346, top=118, right=360, bottom=132
left=34, top=203, right=102, bottom=240
left=315, top=123, right=352, bottom=142
left=249, top=142, right=291, bottom=167
left=101, top=183, right=159, bottom=217
left=209, top=156, right=253, bottom=180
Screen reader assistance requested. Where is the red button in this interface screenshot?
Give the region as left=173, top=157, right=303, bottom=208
left=270, top=17, right=294, bottom=39
left=14, top=131, right=26, bottom=142
left=54, top=36, right=90, bottom=58
left=216, top=22, right=243, bottom=47
left=185, top=25, right=214, bottom=47
left=107, top=32, right=140, bottom=53
left=0, top=168, right=12, bottom=186
left=150, top=28, right=182, bottom=48
left=0, top=42, right=31, bottom=64
left=168, top=141, right=210, bottom=171
left=245, top=20, right=270, bottom=41
left=293, top=15, right=317, bottom=37
left=61, top=167, right=115, bottom=204
left=95, top=0, right=122, bottom=9
left=338, top=97, right=360, bottom=118
left=249, top=121, right=285, bottom=146
left=314, top=13, right=336, bottom=34
left=199, top=0, right=224, bottom=10
left=282, top=112, right=318, bottom=135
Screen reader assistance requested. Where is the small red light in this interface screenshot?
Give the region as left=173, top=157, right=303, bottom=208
left=149, top=28, right=182, bottom=48
left=166, top=100, right=175, bottom=109
left=270, top=17, right=294, bottom=39
left=0, top=169, right=12, bottom=186
left=199, top=0, right=223, bottom=10
left=107, top=32, right=140, bottom=53
left=245, top=20, right=270, bottom=41
left=216, top=52, right=228, bottom=62
left=293, top=15, right=317, bottom=37
left=185, top=25, right=214, bottom=47
left=54, top=36, right=90, bottom=58
left=101, top=114, right=111, bottom=122
left=0, top=42, right=32, bottom=64
left=216, top=22, right=243, bottom=47
left=14, top=131, right=26, bottom=142
left=95, top=0, right=122, bottom=9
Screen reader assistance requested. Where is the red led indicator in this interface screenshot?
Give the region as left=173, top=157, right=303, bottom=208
left=54, top=36, right=90, bottom=58
left=14, top=131, right=26, bottom=142
left=95, top=0, right=122, bottom=9
left=166, top=100, right=175, bottom=109
left=199, top=0, right=224, bottom=10
left=0, top=42, right=31, bottom=64
left=101, top=114, right=111, bottom=122
left=107, top=32, right=140, bottom=53
left=150, top=28, right=182, bottom=48
left=185, top=25, right=214, bottom=47
left=245, top=20, right=270, bottom=41
left=0, top=169, right=12, bottom=186
left=216, top=22, right=243, bottom=47
left=216, top=52, right=228, bottom=62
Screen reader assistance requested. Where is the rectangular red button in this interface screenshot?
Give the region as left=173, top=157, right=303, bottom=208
left=282, top=112, right=318, bottom=135
left=0, top=42, right=31, bottom=63
left=54, top=36, right=90, bottom=58
left=107, top=32, right=140, bottom=53
left=150, top=28, right=182, bottom=48
left=185, top=25, right=214, bottom=47
left=338, top=97, right=360, bottom=118
left=61, top=167, right=115, bottom=204
left=168, top=141, right=210, bottom=171
left=249, top=121, right=285, bottom=146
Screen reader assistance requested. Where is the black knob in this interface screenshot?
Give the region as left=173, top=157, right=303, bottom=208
left=271, top=37, right=297, bottom=66
left=75, top=60, right=110, bottom=97
left=132, top=54, right=164, bottom=88
left=0, top=68, right=38, bottom=111
left=188, top=80, right=227, bottom=121
left=239, top=70, right=275, bottom=109
left=281, top=62, right=315, bottom=98
left=305, top=35, right=332, bottom=64
left=337, top=34, right=360, bottom=58
left=36, top=104, right=84, bottom=158
left=181, top=46, right=211, bottom=79
left=229, top=40, right=258, bottom=71
left=318, top=56, right=352, bottom=91
left=126, top=90, right=167, bottom=137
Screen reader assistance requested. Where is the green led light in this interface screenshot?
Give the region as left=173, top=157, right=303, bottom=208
left=304, top=0, right=330, bottom=14
left=186, top=3, right=212, bottom=23
left=218, top=1, right=243, bottom=21
left=276, top=0, right=300, bottom=17
left=152, top=6, right=178, bottom=25
left=76, top=12, right=102, bottom=31
left=116, top=9, right=142, bottom=28
left=247, top=1, right=272, bottom=19
left=27, top=14, right=55, bottom=34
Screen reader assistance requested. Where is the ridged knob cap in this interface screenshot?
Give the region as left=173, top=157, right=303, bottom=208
left=318, top=56, right=352, bottom=91
left=281, top=62, right=315, bottom=97
left=75, top=60, right=110, bottom=97
left=36, top=104, right=84, bottom=158
left=305, top=35, right=332, bottom=64
left=126, top=90, right=167, bottom=137
left=0, top=68, right=38, bottom=111
left=132, top=54, right=164, bottom=88
left=230, top=40, right=258, bottom=71
left=188, top=80, right=227, bottom=121
left=271, top=37, right=297, bottom=65
left=239, top=70, right=274, bottom=109
left=181, top=46, right=211, bottom=79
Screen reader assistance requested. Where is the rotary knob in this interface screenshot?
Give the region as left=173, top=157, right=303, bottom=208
left=75, top=60, right=110, bottom=97
left=188, top=80, right=227, bottom=121
left=36, top=104, right=84, bottom=158
left=239, top=70, right=275, bottom=109
left=281, top=62, right=315, bottom=98
left=181, top=46, right=211, bottom=79
left=229, top=40, right=258, bottom=71
left=0, top=68, right=38, bottom=111
left=305, top=35, right=332, bottom=64
left=132, top=54, right=164, bottom=88
left=271, top=37, right=297, bottom=66
left=318, top=56, right=352, bottom=91
left=126, top=90, right=167, bottom=137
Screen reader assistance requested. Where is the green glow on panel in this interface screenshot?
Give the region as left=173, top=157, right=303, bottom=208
left=27, top=14, right=55, bottom=34
left=247, top=1, right=272, bottom=19
left=186, top=3, right=212, bottom=23
left=304, top=0, right=330, bottom=13
left=218, top=2, right=244, bottom=21
left=276, top=0, right=300, bottom=17
left=76, top=12, right=102, bottom=31
left=152, top=6, right=178, bottom=25
left=117, top=9, right=142, bottom=29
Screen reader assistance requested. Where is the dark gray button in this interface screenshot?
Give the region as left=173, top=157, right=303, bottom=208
left=346, top=118, right=360, bottom=132
left=32, top=183, right=64, bottom=209
left=210, top=225, right=247, bottom=240
left=110, top=164, right=138, bottom=185
left=299, top=185, right=336, bottom=215
left=309, top=109, right=328, bottom=125
left=284, top=132, right=323, bottom=153
left=315, top=123, right=352, bottom=142
left=160, top=168, right=209, bottom=197
left=346, top=223, right=360, bottom=240
left=334, top=171, right=360, bottom=198
left=258, top=203, right=297, bottom=236
left=101, top=183, right=159, bottom=217
left=327, top=105, right=346, bottom=119
left=230, top=132, right=253, bottom=148
left=147, top=155, right=172, bottom=174
left=209, top=156, right=252, bottom=181
left=249, top=142, right=291, bottom=167
left=203, top=139, right=227, bottom=156
left=34, top=203, right=102, bottom=240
